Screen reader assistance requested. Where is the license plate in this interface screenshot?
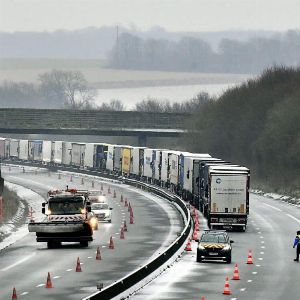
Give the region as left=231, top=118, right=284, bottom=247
left=209, top=252, right=218, bottom=256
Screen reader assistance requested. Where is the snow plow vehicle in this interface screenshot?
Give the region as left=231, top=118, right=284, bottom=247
left=28, top=188, right=96, bottom=248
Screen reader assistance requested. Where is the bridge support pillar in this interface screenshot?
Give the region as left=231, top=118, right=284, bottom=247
left=138, top=135, right=147, bottom=147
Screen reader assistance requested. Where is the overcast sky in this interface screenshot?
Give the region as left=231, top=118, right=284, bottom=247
left=1, top=0, right=299, bottom=33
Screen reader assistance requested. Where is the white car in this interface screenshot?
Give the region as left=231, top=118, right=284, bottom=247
left=89, top=190, right=106, bottom=203
left=91, top=202, right=112, bottom=223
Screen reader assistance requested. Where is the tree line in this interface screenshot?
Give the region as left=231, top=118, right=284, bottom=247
left=184, top=66, right=300, bottom=195
left=0, top=69, right=211, bottom=112
left=108, top=31, right=300, bottom=74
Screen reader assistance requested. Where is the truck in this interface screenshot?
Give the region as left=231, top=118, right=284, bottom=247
left=28, top=188, right=94, bottom=248
left=201, top=165, right=250, bottom=231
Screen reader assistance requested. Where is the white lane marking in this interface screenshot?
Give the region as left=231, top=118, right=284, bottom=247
left=261, top=241, right=265, bottom=244
left=256, top=265, right=261, bottom=267
left=231, top=298, right=238, bottom=300
left=263, top=203, right=282, bottom=212
left=252, top=272, right=258, bottom=275
left=286, top=213, right=300, bottom=224
left=80, top=263, right=84, bottom=265
left=20, top=292, right=29, bottom=296
left=260, top=252, right=265, bottom=255
left=261, top=246, right=265, bottom=249
left=240, top=288, right=246, bottom=292
left=66, top=269, right=73, bottom=272
left=53, top=276, right=61, bottom=279
left=256, top=228, right=260, bottom=230
left=260, top=236, right=264, bottom=239
left=36, top=283, right=45, bottom=287
left=115, top=232, right=119, bottom=234
left=259, top=258, right=263, bottom=260
left=258, top=231, right=262, bottom=234
left=1, top=252, right=36, bottom=271
left=102, top=246, right=106, bottom=248
left=247, top=280, right=252, bottom=283
left=88, top=256, right=92, bottom=259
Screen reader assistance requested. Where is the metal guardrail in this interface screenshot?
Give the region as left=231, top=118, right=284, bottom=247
left=2, top=161, right=192, bottom=300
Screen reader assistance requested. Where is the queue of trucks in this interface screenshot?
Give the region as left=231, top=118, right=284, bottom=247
left=0, top=137, right=250, bottom=231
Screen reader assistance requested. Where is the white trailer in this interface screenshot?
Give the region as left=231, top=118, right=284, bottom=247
left=169, top=151, right=185, bottom=187
left=84, top=143, right=95, bottom=168
left=0, top=138, right=9, bottom=158
left=160, top=150, right=170, bottom=184
left=143, top=148, right=154, bottom=179
left=19, top=140, right=29, bottom=160
left=9, top=139, right=19, bottom=159
left=71, top=143, right=86, bottom=167
left=131, top=147, right=146, bottom=177
left=106, top=145, right=114, bottom=172
left=42, top=140, right=54, bottom=164
left=62, top=142, right=72, bottom=165
left=53, top=141, right=63, bottom=164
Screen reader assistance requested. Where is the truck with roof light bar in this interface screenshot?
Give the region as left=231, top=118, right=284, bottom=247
left=28, top=188, right=94, bottom=248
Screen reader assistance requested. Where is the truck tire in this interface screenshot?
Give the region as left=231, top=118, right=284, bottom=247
left=80, top=241, right=89, bottom=247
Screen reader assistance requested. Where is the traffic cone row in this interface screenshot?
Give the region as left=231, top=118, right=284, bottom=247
left=130, top=214, right=134, bottom=224
left=192, top=229, right=198, bottom=240
left=120, top=227, right=125, bottom=239
left=128, top=202, right=131, bottom=212
left=124, top=199, right=128, bottom=207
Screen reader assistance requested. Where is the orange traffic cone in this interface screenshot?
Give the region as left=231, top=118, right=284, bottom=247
left=247, top=250, right=253, bottom=264
left=76, top=257, right=82, bottom=272
left=113, top=190, right=116, bottom=198
left=124, top=199, right=128, bottom=207
left=109, top=236, right=114, bottom=249
left=130, top=207, right=134, bottom=218
left=108, top=186, right=111, bottom=194
left=222, top=276, right=232, bottom=295
left=232, top=264, right=240, bottom=280
left=128, top=202, right=131, bottom=212
left=120, top=227, right=125, bottom=239
left=192, top=229, right=198, bottom=240
left=201, top=297, right=205, bottom=300
left=123, top=220, right=128, bottom=232
left=12, top=287, right=17, bottom=299
left=185, top=238, right=192, bottom=251
left=195, top=222, right=199, bottom=232
left=130, top=214, right=134, bottom=224
left=81, top=177, right=84, bottom=185
left=120, top=194, right=123, bottom=202
left=96, top=247, right=102, bottom=260
left=45, top=272, right=53, bottom=288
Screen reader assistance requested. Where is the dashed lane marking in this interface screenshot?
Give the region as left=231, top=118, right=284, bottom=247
left=260, top=236, right=264, bottom=239
left=88, top=256, right=92, bottom=259
left=258, top=258, right=263, bottom=260
left=261, top=246, right=265, bottom=249
left=66, top=269, right=73, bottom=272
left=252, top=272, right=258, bottom=275
left=261, top=241, right=265, bottom=244
left=256, top=265, right=261, bottom=267
left=240, top=288, right=246, bottom=292
left=36, top=283, right=45, bottom=287
left=20, top=292, right=29, bottom=296
left=53, top=276, right=61, bottom=279
left=263, top=203, right=282, bottom=212
left=247, top=280, right=253, bottom=283
left=260, top=252, right=265, bottom=254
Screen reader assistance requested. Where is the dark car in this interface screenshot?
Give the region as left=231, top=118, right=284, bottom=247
left=196, top=230, right=233, bottom=263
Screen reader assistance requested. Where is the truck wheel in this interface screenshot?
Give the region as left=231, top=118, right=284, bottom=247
left=80, top=241, right=89, bottom=247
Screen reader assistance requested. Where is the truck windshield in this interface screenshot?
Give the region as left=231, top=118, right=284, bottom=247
left=48, top=197, right=84, bottom=214
left=201, top=234, right=226, bottom=243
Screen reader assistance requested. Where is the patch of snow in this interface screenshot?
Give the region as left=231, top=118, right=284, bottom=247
left=0, top=181, right=44, bottom=252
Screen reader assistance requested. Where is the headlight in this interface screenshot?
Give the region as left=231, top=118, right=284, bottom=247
left=81, top=208, right=86, bottom=214
left=46, top=209, right=51, bottom=215
left=90, top=217, right=98, bottom=227
left=198, top=245, right=205, bottom=250
left=222, top=245, right=230, bottom=251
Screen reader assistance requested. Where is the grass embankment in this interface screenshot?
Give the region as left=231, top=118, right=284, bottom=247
left=185, top=66, right=300, bottom=197
left=1, top=187, right=20, bottom=223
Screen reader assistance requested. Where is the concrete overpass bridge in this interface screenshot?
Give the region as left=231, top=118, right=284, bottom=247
left=0, top=109, right=190, bottom=146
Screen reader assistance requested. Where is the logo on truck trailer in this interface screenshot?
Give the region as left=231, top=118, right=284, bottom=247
left=216, top=178, right=221, bottom=184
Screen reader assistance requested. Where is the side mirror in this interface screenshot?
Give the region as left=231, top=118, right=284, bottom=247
left=42, top=202, right=46, bottom=207
left=42, top=207, right=45, bottom=214
left=230, top=240, right=234, bottom=243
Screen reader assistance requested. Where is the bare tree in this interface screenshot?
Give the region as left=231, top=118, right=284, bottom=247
left=97, top=99, right=126, bottom=111
left=39, top=70, right=95, bottom=109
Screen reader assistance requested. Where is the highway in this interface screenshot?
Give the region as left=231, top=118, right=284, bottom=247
left=133, top=193, right=300, bottom=300
left=0, top=166, right=184, bottom=300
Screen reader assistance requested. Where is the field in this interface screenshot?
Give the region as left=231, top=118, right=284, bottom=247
left=0, top=58, right=252, bottom=89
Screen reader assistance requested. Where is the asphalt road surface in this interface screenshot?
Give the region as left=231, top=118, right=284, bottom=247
left=133, top=193, right=300, bottom=300
left=0, top=166, right=183, bottom=300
